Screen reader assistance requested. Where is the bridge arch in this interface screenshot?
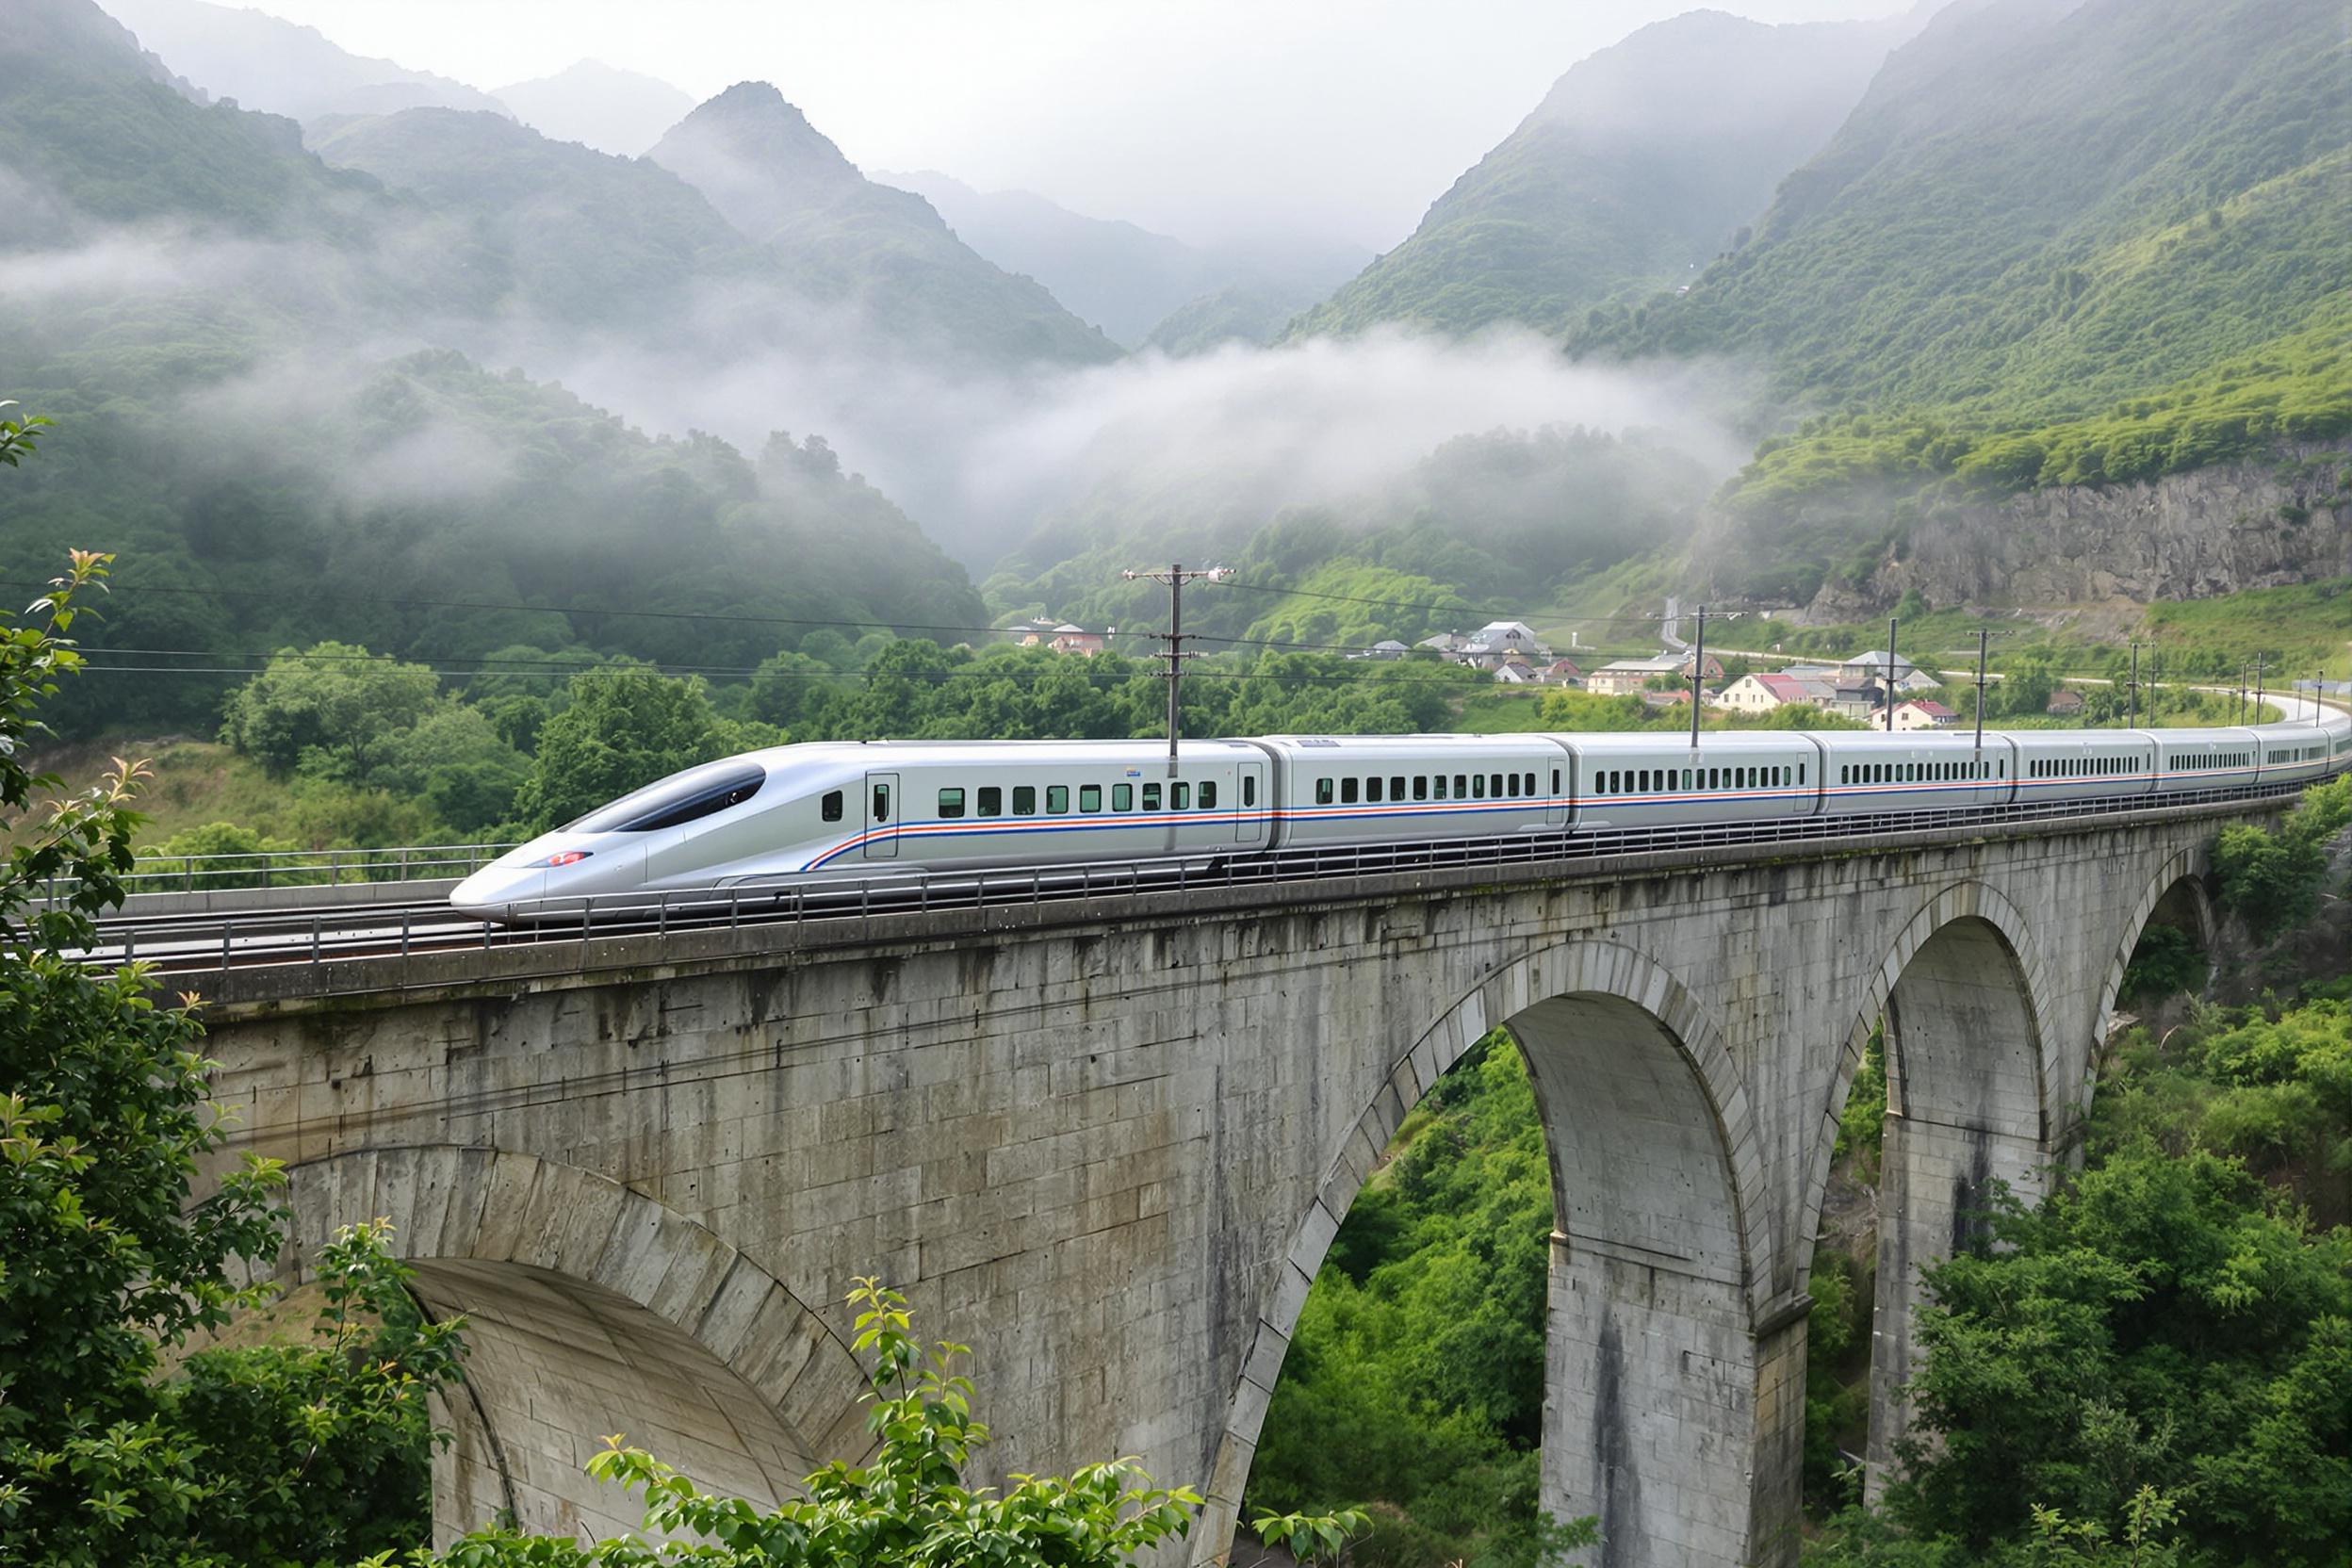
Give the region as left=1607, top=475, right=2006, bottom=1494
left=1201, top=940, right=1789, bottom=1568
left=1796, top=883, right=2054, bottom=1499
left=2090, top=844, right=2216, bottom=1049
left=272, top=1147, right=871, bottom=1546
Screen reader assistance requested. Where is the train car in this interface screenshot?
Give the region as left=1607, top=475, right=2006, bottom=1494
left=1817, top=732, right=2019, bottom=817
left=1565, top=731, right=1823, bottom=830
left=1256, top=734, right=1568, bottom=849
left=2257, top=727, right=2336, bottom=788
left=2147, top=727, right=2263, bottom=797
left=2004, top=730, right=2160, bottom=805
left=452, top=738, right=1276, bottom=917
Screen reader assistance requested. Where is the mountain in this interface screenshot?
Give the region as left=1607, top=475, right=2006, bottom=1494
left=1589, top=0, right=2351, bottom=424
left=1288, top=8, right=1922, bottom=340
left=0, top=0, right=987, bottom=736
left=494, top=59, right=696, bottom=157
left=882, top=172, right=1362, bottom=350
left=1143, top=282, right=1329, bottom=357
left=304, top=107, right=765, bottom=335
left=95, top=0, right=511, bottom=122
left=648, top=85, right=1119, bottom=366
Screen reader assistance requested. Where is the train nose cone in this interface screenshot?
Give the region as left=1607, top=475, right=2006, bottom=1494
left=449, top=864, right=547, bottom=921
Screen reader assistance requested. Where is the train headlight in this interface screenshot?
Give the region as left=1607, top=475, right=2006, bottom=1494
left=540, top=850, right=594, bottom=868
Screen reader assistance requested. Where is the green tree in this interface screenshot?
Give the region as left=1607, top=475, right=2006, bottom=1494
left=436, top=1278, right=1268, bottom=1568
left=510, top=664, right=728, bottom=830
left=368, top=704, right=532, bottom=835
left=0, top=546, right=465, bottom=1563
left=137, top=820, right=312, bottom=890
left=219, top=642, right=446, bottom=782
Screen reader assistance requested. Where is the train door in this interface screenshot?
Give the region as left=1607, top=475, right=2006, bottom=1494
left=863, top=772, right=900, bottom=859
left=1544, top=760, right=1568, bottom=827
left=1236, top=760, right=1267, bottom=842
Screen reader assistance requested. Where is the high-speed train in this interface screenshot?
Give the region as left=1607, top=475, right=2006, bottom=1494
left=450, top=710, right=2352, bottom=920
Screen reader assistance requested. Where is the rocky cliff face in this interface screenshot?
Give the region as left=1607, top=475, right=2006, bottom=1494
left=1798, top=443, right=2352, bottom=618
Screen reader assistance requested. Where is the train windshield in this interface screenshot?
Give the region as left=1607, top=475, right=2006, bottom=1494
left=565, top=761, right=767, bottom=833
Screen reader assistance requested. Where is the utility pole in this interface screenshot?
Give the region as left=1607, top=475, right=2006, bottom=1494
left=2253, top=653, right=2265, bottom=723
left=1121, top=562, right=1231, bottom=774
left=2148, top=646, right=2160, bottom=727
left=1689, top=605, right=1707, bottom=751
left=1884, top=616, right=1899, bottom=733
left=2128, top=640, right=2139, bottom=727
left=1974, top=629, right=1988, bottom=753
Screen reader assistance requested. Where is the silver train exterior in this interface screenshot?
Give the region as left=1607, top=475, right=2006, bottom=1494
left=450, top=712, right=2352, bottom=919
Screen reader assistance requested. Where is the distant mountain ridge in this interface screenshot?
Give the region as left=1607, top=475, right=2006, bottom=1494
left=649, top=84, right=1119, bottom=365
left=95, top=0, right=513, bottom=121
left=884, top=171, right=1362, bottom=350
left=1288, top=7, right=1923, bottom=340
left=494, top=59, right=697, bottom=156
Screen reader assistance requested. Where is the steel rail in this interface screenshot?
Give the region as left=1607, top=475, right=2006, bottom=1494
left=71, top=770, right=2336, bottom=985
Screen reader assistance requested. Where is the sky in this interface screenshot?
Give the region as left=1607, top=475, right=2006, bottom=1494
left=227, top=0, right=1906, bottom=252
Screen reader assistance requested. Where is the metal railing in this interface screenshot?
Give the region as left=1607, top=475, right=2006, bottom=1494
left=110, top=841, right=519, bottom=895
left=78, top=771, right=2328, bottom=990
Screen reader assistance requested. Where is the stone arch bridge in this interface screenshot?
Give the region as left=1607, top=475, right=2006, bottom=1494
left=194, top=802, right=2242, bottom=1564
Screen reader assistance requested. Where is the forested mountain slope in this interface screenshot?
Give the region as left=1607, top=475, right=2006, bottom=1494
left=1583, top=0, right=2350, bottom=484
left=1286, top=8, right=1920, bottom=340
left=0, top=0, right=987, bottom=736
left=650, top=85, right=1119, bottom=366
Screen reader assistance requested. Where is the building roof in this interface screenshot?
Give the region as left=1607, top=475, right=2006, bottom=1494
left=1898, top=699, right=1956, bottom=717
left=1475, top=620, right=1538, bottom=640
left=1843, top=649, right=1919, bottom=675
left=1369, top=639, right=1409, bottom=652
left=1750, top=673, right=1813, bottom=702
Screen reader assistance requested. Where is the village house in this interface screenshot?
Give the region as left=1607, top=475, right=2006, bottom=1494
left=1359, top=639, right=1411, bottom=661
left=2046, top=689, right=2087, bottom=716
left=1588, top=651, right=1725, bottom=696
left=1540, top=658, right=1584, bottom=686
left=1494, top=658, right=1539, bottom=685
left=1047, top=624, right=1109, bottom=656
left=1891, top=698, right=1959, bottom=731
left=1840, top=649, right=1941, bottom=694
left=1716, top=671, right=1830, bottom=713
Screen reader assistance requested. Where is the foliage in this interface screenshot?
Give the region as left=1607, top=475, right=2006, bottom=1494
left=0, top=534, right=462, bottom=1563
left=1249, top=1034, right=1598, bottom=1568
left=509, top=663, right=737, bottom=832
left=2212, top=776, right=2352, bottom=938
left=434, top=1278, right=1234, bottom=1568
left=2118, top=925, right=2205, bottom=1005
left=220, top=642, right=446, bottom=781
left=136, top=819, right=314, bottom=890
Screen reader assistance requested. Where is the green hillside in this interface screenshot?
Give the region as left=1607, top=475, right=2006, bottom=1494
left=649, top=84, right=1119, bottom=366
left=1286, top=8, right=1917, bottom=340
left=1579, top=0, right=2350, bottom=436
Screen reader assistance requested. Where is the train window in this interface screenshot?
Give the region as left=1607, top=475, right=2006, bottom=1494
left=1552, top=768, right=1561, bottom=795
left=1473, top=774, right=1488, bottom=799
left=1111, top=784, right=1131, bottom=810
left=874, top=783, right=890, bottom=822
left=1490, top=773, right=1504, bottom=798
left=939, top=788, right=966, bottom=819
left=1368, top=777, right=1384, bottom=803
left=1506, top=774, right=1520, bottom=798
left=1342, top=778, right=1360, bottom=804
left=1800, top=763, right=1806, bottom=783
left=1200, top=781, right=1217, bottom=808
left=570, top=760, right=767, bottom=833
left=1682, top=769, right=1693, bottom=791
left=1413, top=776, right=1429, bottom=801
left=1707, top=768, right=1719, bottom=789
left=1315, top=777, right=1333, bottom=805
left=1080, top=785, right=1102, bottom=813
left=1525, top=773, right=1537, bottom=796
left=1048, top=785, right=1070, bottom=814
left=1172, top=782, right=1190, bottom=809
left=1435, top=776, right=1449, bottom=799
left=1393, top=776, right=1408, bottom=799
left=1637, top=770, right=1649, bottom=792
left=977, top=787, right=1002, bottom=817
left=1143, top=783, right=1161, bottom=810
left=1013, top=786, right=1037, bottom=816
left=822, top=790, right=844, bottom=822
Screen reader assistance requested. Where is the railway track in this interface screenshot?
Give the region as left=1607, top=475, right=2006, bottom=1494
left=72, top=773, right=2328, bottom=982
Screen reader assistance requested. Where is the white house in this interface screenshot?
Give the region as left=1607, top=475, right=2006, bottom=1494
left=1890, top=699, right=1959, bottom=731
